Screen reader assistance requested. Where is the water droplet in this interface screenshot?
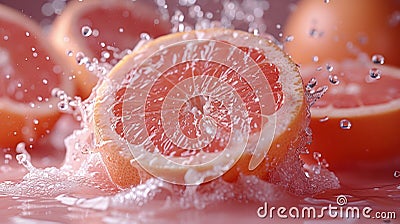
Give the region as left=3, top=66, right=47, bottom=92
left=101, top=51, right=111, bottom=59
left=394, top=171, right=400, bottom=178
left=340, top=119, right=352, bottom=130
left=177, top=13, right=185, bottom=22
left=33, top=119, right=39, bottom=125
left=309, top=28, right=318, bottom=37
left=304, top=170, right=311, bottom=178
left=140, top=33, right=151, bottom=40
left=326, top=64, right=334, bottom=72
left=92, top=29, right=99, bottom=37
left=4, top=153, right=12, bottom=163
left=319, top=116, right=329, bottom=122
left=25, top=32, right=30, bottom=37
left=312, top=165, right=321, bottom=175
left=76, top=52, right=89, bottom=65
left=312, top=56, right=319, bottom=62
left=321, top=159, right=329, bottom=168
left=42, top=79, right=48, bottom=85
left=66, top=50, right=73, bottom=57
left=118, top=27, right=124, bottom=33
left=369, top=68, right=381, bottom=79
left=58, top=101, right=69, bottom=111
left=285, top=35, right=294, bottom=42
left=253, top=28, right=260, bottom=36
left=313, top=152, right=322, bottom=160
left=371, top=54, right=385, bottom=65
left=81, top=26, right=93, bottom=37
left=328, top=75, right=340, bottom=85
left=324, top=0, right=330, bottom=3
left=306, top=77, right=317, bottom=90
left=3, top=35, right=8, bottom=41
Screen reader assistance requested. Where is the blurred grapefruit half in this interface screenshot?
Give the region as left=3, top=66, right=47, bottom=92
left=50, top=0, right=171, bottom=98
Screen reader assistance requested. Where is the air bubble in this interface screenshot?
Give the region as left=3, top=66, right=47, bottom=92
left=42, top=79, right=48, bottom=85
left=312, top=56, right=319, bottom=62
left=33, top=119, right=39, bottom=125
left=339, top=119, right=352, bottom=130
left=25, top=32, right=30, bottom=37
left=324, top=0, right=330, bottom=3
left=118, top=27, right=124, bottom=33
left=394, top=171, right=400, bottom=178
left=371, top=54, right=385, bottom=65
left=328, top=75, right=339, bottom=85
left=81, top=26, right=93, bottom=37
left=369, top=68, right=381, bottom=79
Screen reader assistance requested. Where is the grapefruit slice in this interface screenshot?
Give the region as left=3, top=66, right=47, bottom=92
left=50, top=0, right=171, bottom=99
left=0, top=4, right=74, bottom=148
left=93, top=28, right=307, bottom=188
left=301, top=60, right=400, bottom=171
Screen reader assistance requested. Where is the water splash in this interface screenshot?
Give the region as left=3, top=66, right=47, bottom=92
left=305, top=77, right=329, bottom=107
